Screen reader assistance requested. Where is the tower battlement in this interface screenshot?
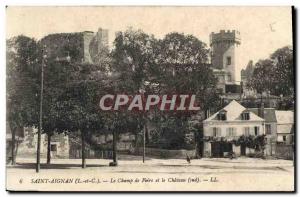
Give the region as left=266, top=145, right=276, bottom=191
left=210, top=30, right=241, bottom=46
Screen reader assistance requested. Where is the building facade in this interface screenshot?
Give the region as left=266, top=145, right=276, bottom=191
left=203, top=100, right=264, bottom=157
left=7, top=127, right=69, bottom=161
left=275, top=110, right=294, bottom=145
left=203, top=100, right=294, bottom=159
left=210, top=30, right=241, bottom=93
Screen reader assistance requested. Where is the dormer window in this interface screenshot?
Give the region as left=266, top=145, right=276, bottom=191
left=217, top=110, right=227, bottom=121
left=241, top=112, right=250, bottom=120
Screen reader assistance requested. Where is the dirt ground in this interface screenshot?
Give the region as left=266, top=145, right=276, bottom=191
left=6, top=156, right=294, bottom=192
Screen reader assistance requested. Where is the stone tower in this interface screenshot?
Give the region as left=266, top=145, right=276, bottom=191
left=210, top=30, right=241, bottom=93
left=96, top=28, right=109, bottom=49
left=84, top=28, right=109, bottom=64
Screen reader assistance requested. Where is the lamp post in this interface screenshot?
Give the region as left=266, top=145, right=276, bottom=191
left=36, top=46, right=47, bottom=173
left=36, top=48, right=71, bottom=172
left=280, top=94, right=283, bottom=110
left=267, top=90, right=271, bottom=108
left=139, top=88, right=146, bottom=163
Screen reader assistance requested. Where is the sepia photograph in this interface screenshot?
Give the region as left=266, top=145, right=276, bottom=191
left=5, top=6, right=295, bottom=192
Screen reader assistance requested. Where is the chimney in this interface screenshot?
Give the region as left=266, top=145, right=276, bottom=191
left=258, top=102, right=264, bottom=119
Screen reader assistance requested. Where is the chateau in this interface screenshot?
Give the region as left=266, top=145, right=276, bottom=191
left=6, top=28, right=293, bottom=161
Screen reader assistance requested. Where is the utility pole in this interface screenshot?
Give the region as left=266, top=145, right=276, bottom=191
left=143, top=121, right=146, bottom=163
left=36, top=47, right=46, bottom=173
left=81, top=130, right=86, bottom=168
left=139, top=87, right=146, bottom=163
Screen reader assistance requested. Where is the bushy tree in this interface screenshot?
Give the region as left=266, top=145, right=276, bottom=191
left=150, top=32, right=218, bottom=150
left=55, top=62, right=107, bottom=168
left=6, top=36, right=40, bottom=164
left=241, top=60, right=254, bottom=82
left=248, top=46, right=293, bottom=97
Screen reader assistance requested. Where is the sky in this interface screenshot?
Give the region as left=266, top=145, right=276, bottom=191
left=6, top=6, right=293, bottom=71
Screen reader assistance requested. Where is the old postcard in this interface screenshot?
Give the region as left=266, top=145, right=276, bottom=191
left=6, top=6, right=294, bottom=192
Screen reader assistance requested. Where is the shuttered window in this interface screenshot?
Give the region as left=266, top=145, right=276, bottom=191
left=254, top=126, right=259, bottom=136
left=226, top=127, right=236, bottom=136
left=213, top=127, right=221, bottom=137
left=265, top=124, right=271, bottom=135
left=244, top=127, right=250, bottom=136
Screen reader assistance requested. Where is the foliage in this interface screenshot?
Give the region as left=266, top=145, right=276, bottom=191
left=247, top=46, right=293, bottom=97
left=149, top=32, right=218, bottom=148
left=55, top=62, right=106, bottom=134
left=6, top=36, right=40, bottom=131
left=241, top=60, right=254, bottom=82
left=203, top=134, right=267, bottom=152
left=233, top=135, right=267, bottom=151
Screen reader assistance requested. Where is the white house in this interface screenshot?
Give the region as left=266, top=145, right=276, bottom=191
left=275, top=110, right=294, bottom=145
left=203, top=100, right=265, bottom=157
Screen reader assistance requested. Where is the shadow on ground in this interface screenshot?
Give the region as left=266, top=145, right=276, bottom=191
left=160, top=164, right=288, bottom=171
left=7, top=163, right=107, bottom=169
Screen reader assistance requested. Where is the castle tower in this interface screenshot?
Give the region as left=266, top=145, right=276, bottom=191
left=96, top=28, right=109, bottom=50
left=40, top=27, right=109, bottom=64
left=210, top=30, right=241, bottom=93
left=85, top=28, right=109, bottom=64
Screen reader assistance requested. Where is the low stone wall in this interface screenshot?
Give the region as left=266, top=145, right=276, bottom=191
left=275, top=144, right=294, bottom=160
left=135, top=147, right=195, bottom=159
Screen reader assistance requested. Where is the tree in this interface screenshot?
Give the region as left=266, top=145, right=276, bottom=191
left=41, top=56, right=74, bottom=164
left=110, top=28, right=157, bottom=162
left=247, top=46, right=293, bottom=97
left=150, top=32, right=218, bottom=152
left=271, top=46, right=294, bottom=96
left=247, top=59, right=275, bottom=94
left=38, top=32, right=114, bottom=164
left=56, top=62, right=106, bottom=168
left=6, top=36, right=40, bottom=165
left=241, top=60, right=254, bottom=82
left=156, top=32, right=218, bottom=108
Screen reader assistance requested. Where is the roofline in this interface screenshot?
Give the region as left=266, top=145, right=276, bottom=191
left=203, top=120, right=265, bottom=123
left=277, top=132, right=293, bottom=134
left=247, top=108, right=276, bottom=110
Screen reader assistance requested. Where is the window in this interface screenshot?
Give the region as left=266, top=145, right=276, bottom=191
left=213, top=127, right=221, bottom=137
left=217, top=111, right=227, bottom=121
left=241, top=112, right=250, bottom=120
left=244, top=127, right=250, bottom=136
left=50, top=144, right=57, bottom=152
left=226, top=56, right=231, bottom=65
left=283, top=136, right=287, bottom=142
left=227, top=75, right=231, bottom=82
left=226, top=128, right=236, bottom=137
left=265, top=124, right=271, bottom=135
left=218, top=76, right=225, bottom=83
left=254, top=126, right=259, bottom=136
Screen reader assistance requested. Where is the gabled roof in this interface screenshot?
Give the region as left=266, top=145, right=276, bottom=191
left=204, top=100, right=264, bottom=122
left=247, top=108, right=277, bottom=122
left=275, top=110, right=294, bottom=124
